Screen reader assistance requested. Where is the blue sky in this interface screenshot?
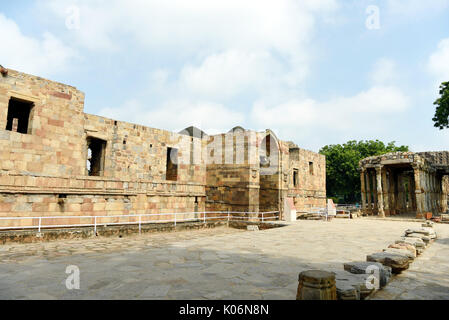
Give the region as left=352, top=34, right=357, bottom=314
left=1, top=0, right=449, bottom=152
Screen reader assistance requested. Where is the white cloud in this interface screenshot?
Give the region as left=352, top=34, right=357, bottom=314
left=370, top=58, right=397, bottom=85
left=386, top=0, right=449, bottom=17
left=43, top=0, right=338, bottom=52
left=0, top=13, right=75, bottom=76
left=178, top=50, right=289, bottom=100
left=428, top=38, right=449, bottom=85
left=41, top=0, right=338, bottom=97
left=98, top=99, right=245, bottom=134
left=250, top=86, right=410, bottom=142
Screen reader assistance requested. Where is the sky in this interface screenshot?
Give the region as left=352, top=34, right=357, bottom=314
left=1, top=0, right=449, bottom=152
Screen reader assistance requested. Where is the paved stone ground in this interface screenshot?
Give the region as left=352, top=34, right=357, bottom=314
left=371, top=222, right=449, bottom=300
left=0, top=219, right=448, bottom=300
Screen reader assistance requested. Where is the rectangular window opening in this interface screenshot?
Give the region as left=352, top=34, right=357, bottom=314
left=166, top=147, right=178, bottom=181
left=87, top=137, right=106, bottom=176
left=309, top=162, right=314, bottom=175
left=293, top=169, right=299, bottom=187
left=5, top=98, right=34, bottom=134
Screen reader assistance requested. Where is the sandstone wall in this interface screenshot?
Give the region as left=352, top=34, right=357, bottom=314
left=286, top=146, right=327, bottom=214
left=0, top=69, right=86, bottom=176
left=0, top=69, right=326, bottom=227
left=0, top=70, right=206, bottom=226
left=205, top=131, right=259, bottom=213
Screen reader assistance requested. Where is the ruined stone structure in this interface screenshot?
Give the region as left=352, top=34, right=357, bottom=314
left=0, top=68, right=326, bottom=228
left=203, top=127, right=326, bottom=217
left=359, top=152, right=449, bottom=218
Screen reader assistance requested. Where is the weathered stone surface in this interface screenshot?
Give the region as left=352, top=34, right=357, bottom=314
left=297, top=270, right=337, bottom=300
left=405, top=233, right=432, bottom=244
left=336, top=282, right=360, bottom=300
left=396, top=237, right=426, bottom=248
left=405, top=227, right=436, bottom=239
left=422, top=221, right=434, bottom=228
left=367, top=252, right=411, bottom=273
left=383, top=248, right=415, bottom=260
left=359, top=152, right=449, bottom=217
left=388, top=243, right=417, bottom=257
left=0, top=68, right=327, bottom=229
left=343, top=261, right=392, bottom=288
left=334, top=270, right=375, bottom=299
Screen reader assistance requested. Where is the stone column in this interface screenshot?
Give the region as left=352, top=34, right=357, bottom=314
left=423, top=171, right=429, bottom=213
left=432, top=173, right=437, bottom=213
left=381, top=168, right=390, bottom=216
left=375, top=166, right=385, bottom=217
left=396, top=174, right=404, bottom=214
left=408, top=174, right=416, bottom=212
left=372, top=170, right=378, bottom=215
left=441, top=176, right=448, bottom=213
left=389, top=169, right=396, bottom=215
left=365, top=170, right=372, bottom=215
left=360, top=169, right=367, bottom=214
left=414, top=167, right=424, bottom=218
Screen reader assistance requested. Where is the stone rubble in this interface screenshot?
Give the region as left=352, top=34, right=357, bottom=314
left=382, top=248, right=415, bottom=260
left=366, top=252, right=412, bottom=273
left=387, top=243, right=417, bottom=258
left=343, top=261, right=392, bottom=287
left=334, top=270, right=375, bottom=300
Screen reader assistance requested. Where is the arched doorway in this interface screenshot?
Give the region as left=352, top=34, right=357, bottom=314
left=259, top=133, right=281, bottom=214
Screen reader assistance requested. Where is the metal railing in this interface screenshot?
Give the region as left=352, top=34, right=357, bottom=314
left=0, top=211, right=280, bottom=233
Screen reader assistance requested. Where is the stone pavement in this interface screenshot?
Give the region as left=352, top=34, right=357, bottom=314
left=0, top=219, right=448, bottom=300
left=370, top=223, right=449, bottom=300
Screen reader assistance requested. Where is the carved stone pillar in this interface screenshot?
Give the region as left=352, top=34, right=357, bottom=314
left=441, top=176, right=448, bottom=213
left=389, top=169, right=396, bottom=215
left=408, top=174, right=416, bottom=212
left=365, top=170, right=372, bottom=215
left=360, top=169, right=367, bottom=214
left=381, top=168, right=390, bottom=216
left=423, top=171, right=429, bottom=213
left=376, top=166, right=385, bottom=217
left=414, top=166, right=424, bottom=218
left=372, top=170, right=378, bottom=215
left=396, top=174, right=405, bottom=214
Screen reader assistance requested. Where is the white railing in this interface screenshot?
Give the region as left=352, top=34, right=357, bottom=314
left=0, top=211, right=280, bottom=233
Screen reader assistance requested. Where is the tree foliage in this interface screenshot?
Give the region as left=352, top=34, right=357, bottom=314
left=432, top=81, right=449, bottom=129
left=319, top=140, right=409, bottom=204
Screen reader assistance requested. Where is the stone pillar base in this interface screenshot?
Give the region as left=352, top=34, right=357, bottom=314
left=297, top=270, right=337, bottom=300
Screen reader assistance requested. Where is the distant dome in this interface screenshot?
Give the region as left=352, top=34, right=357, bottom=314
left=179, top=126, right=208, bottom=139
left=228, top=126, right=246, bottom=133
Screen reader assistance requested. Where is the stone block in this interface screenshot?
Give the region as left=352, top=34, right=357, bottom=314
left=343, top=261, right=392, bottom=288
left=388, top=243, right=416, bottom=257
left=297, top=270, right=337, bottom=300
left=366, top=252, right=411, bottom=274
left=396, top=237, right=426, bottom=248
left=382, top=248, right=415, bottom=260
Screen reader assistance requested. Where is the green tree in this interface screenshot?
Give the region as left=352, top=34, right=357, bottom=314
left=432, top=81, right=449, bottom=129
left=319, top=140, right=409, bottom=204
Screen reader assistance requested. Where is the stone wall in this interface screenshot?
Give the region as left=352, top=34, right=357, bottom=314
left=0, top=68, right=326, bottom=228
left=286, top=145, right=327, bottom=213
left=0, top=69, right=206, bottom=226
left=204, top=129, right=327, bottom=218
